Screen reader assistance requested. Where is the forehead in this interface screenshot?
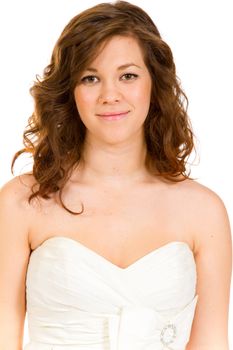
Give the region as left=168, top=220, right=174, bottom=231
left=88, top=35, right=145, bottom=67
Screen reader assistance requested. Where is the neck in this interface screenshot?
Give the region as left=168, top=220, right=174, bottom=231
left=73, top=137, right=153, bottom=188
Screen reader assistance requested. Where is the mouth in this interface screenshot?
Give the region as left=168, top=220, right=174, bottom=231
left=97, top=110, right=130, bottom=121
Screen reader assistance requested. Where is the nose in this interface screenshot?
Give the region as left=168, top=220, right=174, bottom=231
left=98, top=81, right=122, bottom=104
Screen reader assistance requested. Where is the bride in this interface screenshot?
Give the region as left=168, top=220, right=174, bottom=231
left=0, top=1, right=231, bottom=349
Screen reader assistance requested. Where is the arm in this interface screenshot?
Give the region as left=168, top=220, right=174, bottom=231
left=186, top=189, right=232, bottom=350
left=0, top=177, right=32, bottom=349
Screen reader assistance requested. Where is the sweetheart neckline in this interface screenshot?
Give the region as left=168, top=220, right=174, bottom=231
left=31, top=236, right=195, bottom=272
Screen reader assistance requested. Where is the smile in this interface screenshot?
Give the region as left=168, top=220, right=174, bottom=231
left=97, top=111, right=130, bottom=121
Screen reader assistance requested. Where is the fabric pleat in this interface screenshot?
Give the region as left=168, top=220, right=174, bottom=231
left=24, top=237, right=198, bottom=350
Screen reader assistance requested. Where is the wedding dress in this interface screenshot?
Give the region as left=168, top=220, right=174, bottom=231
left=24, top=237, right=198, bottom=350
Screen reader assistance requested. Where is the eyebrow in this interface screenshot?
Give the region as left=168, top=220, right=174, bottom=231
left=84, top=63, right=142, bottom=72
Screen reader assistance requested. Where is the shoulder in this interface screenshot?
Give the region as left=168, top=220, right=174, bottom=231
left=171, top=177, right=227, bottom=211
left=183, top=179, right=228, bottom=216
left=163, top=177, right=228, bottom=215
left=177, top=179, right=232, bottom=253
left=0, top=173, right=39, bottom=258
left=0, top=172, right=38, bottom=213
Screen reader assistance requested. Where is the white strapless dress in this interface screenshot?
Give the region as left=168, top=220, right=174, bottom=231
left=24, top=237, right=198, bottom=350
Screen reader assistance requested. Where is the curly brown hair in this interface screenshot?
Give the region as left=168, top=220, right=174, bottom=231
left=11, top=0, right=196, bottom=215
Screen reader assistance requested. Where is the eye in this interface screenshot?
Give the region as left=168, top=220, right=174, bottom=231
left=80, top=75, right=98, bottom=84
left=80, top=73, right=138, bottom=84
left=121, top=73, right=138, bottom=80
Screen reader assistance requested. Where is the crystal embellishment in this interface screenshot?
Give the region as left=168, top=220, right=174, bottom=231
left=160, top=322, right=177, bottom=348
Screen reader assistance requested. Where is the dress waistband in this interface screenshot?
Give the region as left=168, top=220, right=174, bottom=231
left=25, top=295, right=198, bottom=350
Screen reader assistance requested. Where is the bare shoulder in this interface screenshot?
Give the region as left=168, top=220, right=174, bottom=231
left=172, top=178, right=228, bottom=212
left=180, top=178, right=230, bottom=218
left=178, top=179, right=232, bottom=252
left=0, top=172, right=38, bottom=219
left=166, top=177, right=229, bottom=219
left=0, top=172, right=40, bottom=256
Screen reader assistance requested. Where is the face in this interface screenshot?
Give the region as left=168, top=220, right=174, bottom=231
left=74, top=35, right=152, bottom=145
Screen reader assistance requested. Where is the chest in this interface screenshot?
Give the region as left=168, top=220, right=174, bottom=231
left=29, top=183, right=190, bottom=267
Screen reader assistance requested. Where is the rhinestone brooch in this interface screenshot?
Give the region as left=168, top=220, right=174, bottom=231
left=160, top=322, right=177, bottom=348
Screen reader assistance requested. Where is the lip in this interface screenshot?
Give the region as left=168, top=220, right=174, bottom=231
left=97, top=110, right=130, bottom=121
left=99, top=111, right=129, bottom=122
left=97, top=111, right=129, bottom=116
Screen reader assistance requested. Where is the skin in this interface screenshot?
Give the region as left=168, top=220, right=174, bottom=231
left=72, top=35, right=153, bottom=188
left=0, top=35, right=231, bottom=349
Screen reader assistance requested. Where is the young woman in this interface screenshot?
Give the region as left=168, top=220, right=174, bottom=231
left=0, top=1, right=231, bottom=349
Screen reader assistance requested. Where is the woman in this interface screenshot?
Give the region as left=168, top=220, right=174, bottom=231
left=0, top=1, right=231, bottom=349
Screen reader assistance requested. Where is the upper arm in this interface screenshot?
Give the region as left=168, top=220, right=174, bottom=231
left=0, top=177, right=32, bottom=349
left=187, top=188, right=232, bottom=350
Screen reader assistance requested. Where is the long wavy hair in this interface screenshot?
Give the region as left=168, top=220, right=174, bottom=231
left=11, top=0, right=196, bottom=215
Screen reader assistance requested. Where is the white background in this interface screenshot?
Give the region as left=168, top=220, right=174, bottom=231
left=0, top=0, right=232, bottom=346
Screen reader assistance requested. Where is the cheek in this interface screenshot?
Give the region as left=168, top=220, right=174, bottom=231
left=132, top=82, right=151, bottom=105
left=74, top=88, right=95, bottom=115
left=74, top=89, right=93, bottom=124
